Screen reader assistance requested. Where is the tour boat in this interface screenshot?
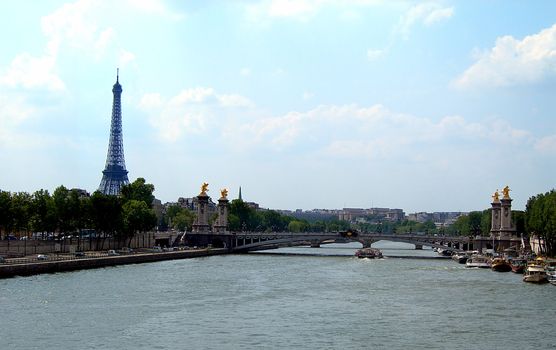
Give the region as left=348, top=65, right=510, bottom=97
left=546, top=266, right=556, bottom=285
left=509, top=258, right=527, bottom=273
left=355, top=248, right=383, bottom=259
left=523, top=264, right=548, bottom=283
left=452, top=252, right=471, bottom=264
left=465, top=255, right=491, bottom=268
left=491, top=257, right=512, bottom=272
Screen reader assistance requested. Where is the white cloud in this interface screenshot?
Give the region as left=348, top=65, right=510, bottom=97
left=0, top=95, right=35, bottom=127
left=126, top=0, right=184, bottom=21
left=535, top=135, right=556, bottom=154
left=118, top=49, right=136, bottom=67
left=138, top=88, right=254, bottom=142
left=397, top=2, right=454, bottom=39
left=0, top=53, right=64, bottom=91
left=218, top=94, right=254, bottom=108
left=454, top=23, right=556, bottom=88
left=240, top=67, right=252, bottom=76
left=366, top=48, right=386, bottom=60
left=246, top=0, right=320, bottom=22
left=41, top=0, right=110, bottom=56
left=302, top=91, right=315, bottom=100
left=0, top=94, right=38, bottom=147
left=245, top=0, right=390, bottom=23
left=225, top=104, right=532, bottom=158
left=423, top=6, right=454, bottom=26
left=0, top=0, right=121, bottom=92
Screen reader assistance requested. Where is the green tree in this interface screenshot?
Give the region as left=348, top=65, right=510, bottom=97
left=173, top=211, right=195, bottom=231
left=229, top=199, right=258, bottom=231
left=480, top=210, right=491, bottom=235
left=121, top=178, right=155, bottom=208
left=90, top=191, right=123, bottom=249
left=526, top=190, right=556, bottom=256
left=0, top=191, right=13, bottom=238
left=165, top=204, right=195, bottom=231
left=53, top=186, right=76, bottom=234
left=122, top=200, right=157, bottom=244
left=11, top=192, right=32, bottom=237
left=288, top=220, right=307, bottom=233
left=30, top=189, right=56, bottom=236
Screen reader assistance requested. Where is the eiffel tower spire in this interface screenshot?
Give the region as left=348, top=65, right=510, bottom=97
left=98, top=70, right=129, bottom=195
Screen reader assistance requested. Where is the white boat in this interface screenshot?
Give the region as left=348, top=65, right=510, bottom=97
left=465, top=255, right=491, bottom=268
left=546, top=266, right=556, bottom=285
left=523, top=264, right=548, bottom=283
left=355, top=248, right=383, bottom=259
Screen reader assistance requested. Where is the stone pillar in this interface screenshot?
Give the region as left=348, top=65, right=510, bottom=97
left=192, top=183, right=210, bottom=233
left=490, top=191, right=501, bottom=237
left=499, top=187, right=516, bottom=238
left=213, top=190, right=229, bottom=234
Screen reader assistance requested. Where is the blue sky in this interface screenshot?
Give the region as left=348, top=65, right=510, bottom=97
left=1, top=0, right=555, bottom=213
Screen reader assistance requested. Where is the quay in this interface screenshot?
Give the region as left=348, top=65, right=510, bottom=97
left=0, top=248, right=227, bottom=279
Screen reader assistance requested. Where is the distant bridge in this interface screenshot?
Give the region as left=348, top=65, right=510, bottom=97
left=183, top=231, right=497, bottom=253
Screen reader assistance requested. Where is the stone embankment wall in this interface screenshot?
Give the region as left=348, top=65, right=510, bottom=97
left=0, top=233, right=155, bottom=257
left=0, top=249, right=227, bottom=278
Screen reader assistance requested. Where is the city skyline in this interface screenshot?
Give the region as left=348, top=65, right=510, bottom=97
left=1, top=0, right=555, bottom=213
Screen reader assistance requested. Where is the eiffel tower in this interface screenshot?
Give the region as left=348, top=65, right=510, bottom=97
left=98, top=70, right=129, bottom=195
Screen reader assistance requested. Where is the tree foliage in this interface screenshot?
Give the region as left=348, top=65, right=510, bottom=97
left=121, top=178, right=155, bottom=208
left=165, top=204, right=195, bottom=231
left=525, top=190, right=556, bottom=256
left=0, top=178, right=157, bottom=244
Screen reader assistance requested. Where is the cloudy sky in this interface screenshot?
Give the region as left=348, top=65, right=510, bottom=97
left=1, top=0, right=555, bottom=213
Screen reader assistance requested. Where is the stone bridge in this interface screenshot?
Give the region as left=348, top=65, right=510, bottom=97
left=183, top=231, right=488, bottom=253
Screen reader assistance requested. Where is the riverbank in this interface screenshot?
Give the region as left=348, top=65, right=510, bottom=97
left=0, top=248, right=227, bottom=278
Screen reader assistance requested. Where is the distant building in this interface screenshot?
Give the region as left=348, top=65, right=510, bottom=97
left=165, top=196, right=216, bottom=213
left=71, top=188, right=90, bottom=197
left=407, top=211, right=464, bottom=225
left=338, top=207, right=405, bottom=223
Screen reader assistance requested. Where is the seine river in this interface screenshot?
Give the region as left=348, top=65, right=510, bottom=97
left=1, top=241, right=554, bottom=350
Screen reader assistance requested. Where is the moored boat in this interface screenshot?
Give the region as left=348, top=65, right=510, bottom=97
left=546, top=265, right=556, bottom=285
left=509, top=258, right=527, bottom=273
left=452, top=252, right=470, bottom=264
left=355, top=248, right=383, bottom=259
left=523, top=264, right=548, bottom=283
left=491, top=257, right=512, bottom=272
left=465, top=254, right=491, bottom=268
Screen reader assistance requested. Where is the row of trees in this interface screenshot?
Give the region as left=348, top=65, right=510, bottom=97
left=162, top=198, right=350, bottom=233
left=0, top=178, right=157, bottom=246
left=525, top=190, right=556, bottom=256
left=3, top=180, right=553, bottom=255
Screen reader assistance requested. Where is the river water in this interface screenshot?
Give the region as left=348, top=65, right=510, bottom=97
left=1, top=241, right=554, bottom=350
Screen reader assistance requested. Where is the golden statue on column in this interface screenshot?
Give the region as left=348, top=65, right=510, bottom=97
left=200, top=182, right=209, bottom=196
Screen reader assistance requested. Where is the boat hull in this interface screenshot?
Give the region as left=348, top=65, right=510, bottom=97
left=491, top=259, right=512, bottom=272
left=465, top=255, right=491, bottom=268
left=523, top=265, right=548, bottom=283
left=511, top=265, right=525, bottom=274
left=523, top=275, right=548, bottom=283
left=355, top=248, right=383, bottom=259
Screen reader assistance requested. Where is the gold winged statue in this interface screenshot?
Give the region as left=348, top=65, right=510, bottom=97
left=200, top=182, right=209, bottom=195
left=492, top=190, right=500, bottom=202
left=502, top=186, right=511, bottom=199
left=220, top=188, right=228, bottom=199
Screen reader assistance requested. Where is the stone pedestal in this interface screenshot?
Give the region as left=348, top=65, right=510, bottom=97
left=213, top=196, right=229, bottom=233
left=192, top=193, right=210, bottom=233
left=499, top=198, right=515, bottom=238
left=490, top=200, right=501, bottom=236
